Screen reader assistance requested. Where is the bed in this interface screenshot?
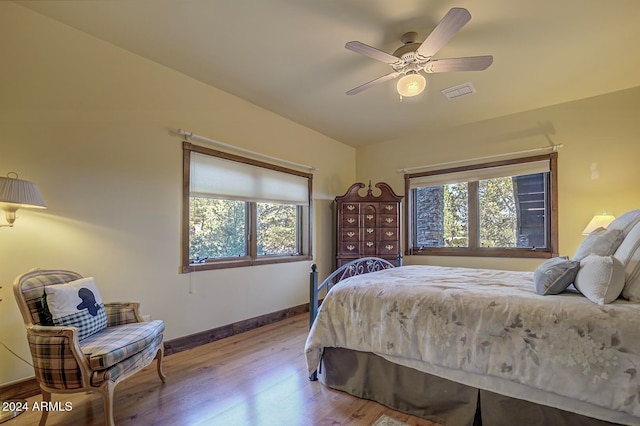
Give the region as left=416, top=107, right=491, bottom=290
left=305, top=210, right=640, bottom=426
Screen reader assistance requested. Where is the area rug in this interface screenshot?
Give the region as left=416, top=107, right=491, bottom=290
left=372, top=414, right=410, bottom=426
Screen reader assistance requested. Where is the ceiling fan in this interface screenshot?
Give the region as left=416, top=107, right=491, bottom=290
left=345, top=7, right=493, bottom=97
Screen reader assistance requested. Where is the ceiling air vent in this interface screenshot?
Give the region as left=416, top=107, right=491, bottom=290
left=441, top=82, right=476, bottom=100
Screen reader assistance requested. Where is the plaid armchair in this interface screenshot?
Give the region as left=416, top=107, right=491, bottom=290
left=13, top=268, right=166, bottom=426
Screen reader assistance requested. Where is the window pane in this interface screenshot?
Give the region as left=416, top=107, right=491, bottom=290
left=414, top=183, right=468, bottom=247
left=479, top=173, right=547, bottom=248
left=514, top=173, right=548, bottom=249
left=479, top=177, right=517, bottom=247
left=189, top=197, right=247, bottom=261
left=257, top=203, right=298, bottom=256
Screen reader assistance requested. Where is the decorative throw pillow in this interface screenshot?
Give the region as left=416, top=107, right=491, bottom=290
left=615, top=222, right=640, bottom=301
left=44, top=277, right=107, bottom=340
left=607, top=209, right=640, bottom=238
left=574, top=255, right=625, bottom=304
left=573, top=227, right=624, bottom=262
left=533, top=256, right=580, bottom=295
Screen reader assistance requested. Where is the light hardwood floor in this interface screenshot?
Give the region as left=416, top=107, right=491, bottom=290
left=10, top=314, right=438, bottom=426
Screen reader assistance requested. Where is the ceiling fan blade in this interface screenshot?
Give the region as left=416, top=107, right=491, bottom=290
left=346, top=71, right=401, bottom=95
left=345, top=41, right=402, bottom=65
left=425, top=55, right=493, bottom=73
left=417, top=8, right=472, bottom=58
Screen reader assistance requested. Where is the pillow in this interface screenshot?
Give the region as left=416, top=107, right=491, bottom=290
left=573, top=227, right=624, bottom=262
left=573, top=255, right=625, bottom=304
left=607, top=209, right=640, bottom=238
left=615, top=222, right=640, bottom=301
left=44, top=277, right=107, bottom=340
left=533, top=256, right=580, bottom=295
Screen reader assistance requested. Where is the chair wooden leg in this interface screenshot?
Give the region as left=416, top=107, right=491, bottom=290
left=39, top=390, right=51, bottom=426
left=156, top=346, right=167, bottom=383
left=100, top=381, right=116, bottom=426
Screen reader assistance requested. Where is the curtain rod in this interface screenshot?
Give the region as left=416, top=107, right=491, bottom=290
left=397, top=144, right=563, bottom=174
left=176, top=129, right=317, bottom=172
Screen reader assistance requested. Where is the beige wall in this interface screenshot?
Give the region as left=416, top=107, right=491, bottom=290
left=356, top=87, right=640, bottom=271
left=0, top=3, right=355, bottom=386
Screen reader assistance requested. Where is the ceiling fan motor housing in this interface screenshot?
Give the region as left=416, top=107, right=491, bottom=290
left=393, top=32, right=424, bottom=63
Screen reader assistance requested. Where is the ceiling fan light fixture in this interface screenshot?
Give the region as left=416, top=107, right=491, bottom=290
left=397, top=73, right=426, bottom=97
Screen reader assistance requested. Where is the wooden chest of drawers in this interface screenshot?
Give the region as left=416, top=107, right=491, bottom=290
left=335, top=182, right=403, bottom=267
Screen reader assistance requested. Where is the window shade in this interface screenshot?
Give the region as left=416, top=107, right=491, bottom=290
left=190, top=152, right=309, bottom=205
left=408, top=160, right=550, bottom=188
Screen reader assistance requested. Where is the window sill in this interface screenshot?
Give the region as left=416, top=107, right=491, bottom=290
left=181, top=255, right=312, bottom=273
left=408, top=248, right=555, bottom=259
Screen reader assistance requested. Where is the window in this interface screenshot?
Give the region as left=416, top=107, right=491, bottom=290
left=182, top=142, right=312, bottom=272
left=405, top=153, right=558, bottom=258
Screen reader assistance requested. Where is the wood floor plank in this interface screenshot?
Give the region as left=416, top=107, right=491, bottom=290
left=11, top=314, right=438, bottom=426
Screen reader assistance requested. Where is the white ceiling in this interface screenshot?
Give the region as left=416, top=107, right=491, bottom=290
left=15, top=0, right=640, bottom=147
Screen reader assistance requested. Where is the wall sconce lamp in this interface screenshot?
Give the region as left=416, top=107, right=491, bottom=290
left=582, top=211, right=616, bottom=235
left=0, top=172, right=46, bottom=227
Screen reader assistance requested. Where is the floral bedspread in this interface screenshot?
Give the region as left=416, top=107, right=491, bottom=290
left=305, top=265, right=640, bottom=422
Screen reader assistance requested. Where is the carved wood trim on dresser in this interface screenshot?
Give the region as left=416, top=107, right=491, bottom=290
left=335, top=182, right=403, bottom=267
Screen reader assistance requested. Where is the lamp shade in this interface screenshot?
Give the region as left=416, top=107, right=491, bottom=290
left=582, top=213, right=615, bottom=235
left=397, top=73, right=427, bottom=97
left=0, top=173, right=46, bottom=209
